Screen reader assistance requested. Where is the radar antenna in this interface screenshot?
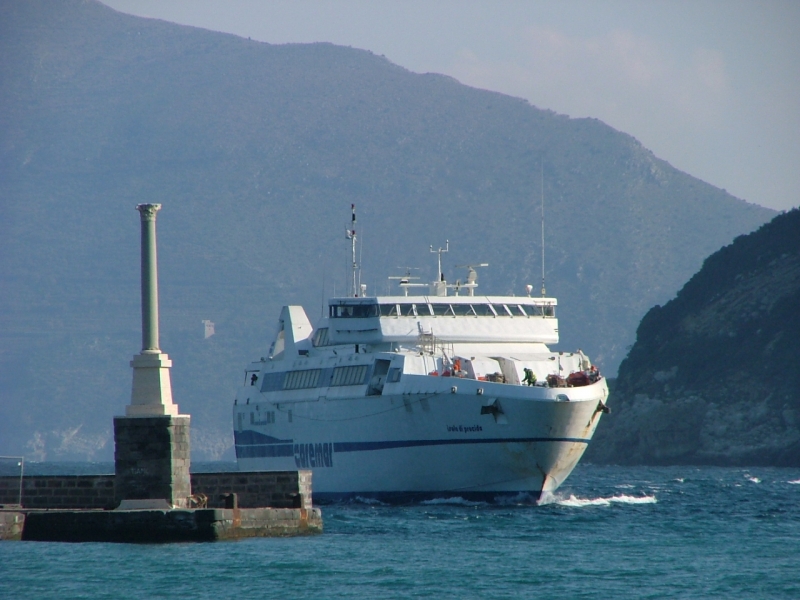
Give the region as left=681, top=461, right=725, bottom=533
left=453, top=263, right=489, bottom=296
left=388, top=267, right=425, bottom=296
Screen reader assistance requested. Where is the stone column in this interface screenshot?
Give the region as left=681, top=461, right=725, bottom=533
left=127, top=204, right=178, bottom=417
left=115, top=204, right=191, bottom=509
left=139, top=203, right=160, bottom=352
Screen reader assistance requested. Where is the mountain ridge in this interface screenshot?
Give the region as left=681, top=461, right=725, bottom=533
left=0, top=0, right=774, bottom=460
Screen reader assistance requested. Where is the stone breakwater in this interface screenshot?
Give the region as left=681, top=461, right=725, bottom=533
left=0, top=470, right=320, bottom=541
left=0, top=471, right=312, bottom=510
left=17, top=507, right=322, bottom=542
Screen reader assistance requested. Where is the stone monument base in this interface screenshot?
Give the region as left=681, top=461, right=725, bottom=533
left=127, top=352, right=179, bottom=416
left=114, top=415, right=191, bottom=509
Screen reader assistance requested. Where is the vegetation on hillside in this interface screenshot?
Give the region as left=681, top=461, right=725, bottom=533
left=587, top=208, right=800, bottom=465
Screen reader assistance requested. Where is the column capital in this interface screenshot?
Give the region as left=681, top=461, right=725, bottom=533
left=136, top=203, right=162, bottom=221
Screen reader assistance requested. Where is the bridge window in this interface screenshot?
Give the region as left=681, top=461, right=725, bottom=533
left=431, top=304, right=454, bottom=316
left=473, top=304, right=496, bottom=316
left=312, top=327, right=331, bottom=347
left=451, top=304, right=476, bottom=316
left=518, top=305, right=555, bottom=317
left=399, top=303, right=418, bottom=316
left=330, top=304, right=379, bottom=318
left=379, top=304, right=400, bottom=316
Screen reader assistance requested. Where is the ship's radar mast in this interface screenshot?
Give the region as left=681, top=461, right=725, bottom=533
left=540, top=161, right=546, bottom=297
left=345, top=204, right=359, bottom=297
left=430, top=240, right=449, bottom=281
left=429, top=240, right=449, bottom=296
left=453, top=263, right=489, bottom=296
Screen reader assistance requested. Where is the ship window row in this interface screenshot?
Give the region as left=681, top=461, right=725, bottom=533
left=260, top=365, right=372, bottom=392
left=331, top=365, right=369, bottom=386
left=330, top=304, right=380, bottom=318
left=378, top=303, right=555, bottom=317
left=250, top=411, right=276, bottom=425
left=284, top=369, right=321, bottom=390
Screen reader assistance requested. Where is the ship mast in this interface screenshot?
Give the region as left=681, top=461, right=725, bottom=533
left=540, top=160, right=546, bottom=297
left=430, top=240, right=449, bottom=282
left=346, top=204, right=358, bottom=297
left=429, top=240, right=449, bottom=296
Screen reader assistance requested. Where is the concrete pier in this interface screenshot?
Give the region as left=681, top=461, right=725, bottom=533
left=0, top=470, right=322, bottom=541
left=19, top=507, right=322, bottom=542
left=0, top=511, right=24, bottom=541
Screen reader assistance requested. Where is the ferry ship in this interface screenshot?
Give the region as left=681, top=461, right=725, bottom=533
left=234, top=213, right=609, bottom=503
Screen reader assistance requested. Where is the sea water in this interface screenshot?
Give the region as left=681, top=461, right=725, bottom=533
left=2, top=464, right=799, bottom=599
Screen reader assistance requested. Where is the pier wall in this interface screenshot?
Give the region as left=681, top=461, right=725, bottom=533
left=19, top=507, right=322, bottom=542
left=0, top=511, right=25, bottom=540
left=0, top=471, right=311, bottom=510
left=0, top=475, right=116, bottom=509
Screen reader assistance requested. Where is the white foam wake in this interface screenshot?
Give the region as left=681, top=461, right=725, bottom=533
left=352, top=496, right=388, bottom=506
left=540, top=493, right=657, bottom=507
left=787, top=479, right=800, bottom=485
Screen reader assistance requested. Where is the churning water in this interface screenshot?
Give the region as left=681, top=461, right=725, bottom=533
left=2, top=464, right=799, bottom=599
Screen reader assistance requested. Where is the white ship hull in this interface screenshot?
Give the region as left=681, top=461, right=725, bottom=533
left=235, top=372, right=608, bottom=502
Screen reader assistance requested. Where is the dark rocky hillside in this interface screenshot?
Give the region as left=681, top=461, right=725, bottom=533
left=587, top=209, right=800, bottom=466
left=0, top=0, right=774, bottom=460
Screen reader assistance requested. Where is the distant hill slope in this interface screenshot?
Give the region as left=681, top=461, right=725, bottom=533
left=587, top=209, right=800, bottom=466
left=0, top=0, right=774, bottom=460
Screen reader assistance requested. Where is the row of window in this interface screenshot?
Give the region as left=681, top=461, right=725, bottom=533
left=250, top=411, right=276, bottom=425
left=329, top=302, right=555, bottom=318
left=284, top=369, right=321, bottom=390
left=330, top=304, right=380, bottom=318
left=329, top=303, right=554, bottom=318
left=378, top=303, right=555, bottom=318
left=331, top=364, right=369, bottom=386
left=260, top=364, right=374, bottom=392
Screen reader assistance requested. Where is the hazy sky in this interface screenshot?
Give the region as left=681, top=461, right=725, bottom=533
left=101, top=0, right=799, bottom=212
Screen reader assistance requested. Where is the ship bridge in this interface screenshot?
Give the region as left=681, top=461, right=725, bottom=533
left=325, top=295, right=559, bottom=346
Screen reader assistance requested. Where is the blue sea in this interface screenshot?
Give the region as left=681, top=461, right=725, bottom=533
left=2, top=463, right=799, bottom=599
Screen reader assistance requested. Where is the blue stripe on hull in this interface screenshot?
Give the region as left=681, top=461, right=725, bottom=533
left=332, top=437, right=589, bottom=452
left=235, top=435, right=590, bottom=458
left=236, top=443, right=294, bottom=459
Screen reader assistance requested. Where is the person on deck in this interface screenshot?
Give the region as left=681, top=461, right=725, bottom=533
left=523, top=368, right=537, bottom=386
